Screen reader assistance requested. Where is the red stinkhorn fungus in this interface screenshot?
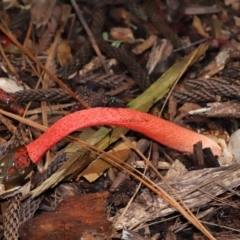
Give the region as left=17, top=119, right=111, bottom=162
left=26, top=108, right=222, bottom=162
left=0, top=88, right=24, bottom=115
left=0, top=108, right=222, bottom=190
left=0, top=35, right=12, bottom=48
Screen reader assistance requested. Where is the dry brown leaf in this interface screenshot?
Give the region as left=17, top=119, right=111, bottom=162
left=31, top=0, right=56, bottom=28
left=146, top=39, right=173, bottom=75
left=57, top=40, right=72, bottom=65
left=37, top=5, right=62, bottom=54
left=165, top=230, right=177, bottom=240
left=177, top=102, right=201, bottom=115
left=110, top=27, right=135, bottom=44
left=174, top=102, right=201, bottom=123
left=192, top=15, right=209, bottom=38
left=199, top=47, right=234, bottom=78
left=132, top=35, right=157, bottom=55
left=3, top=0, right=30, bottom=9
left=109, top=7, right=129, bottom=23
left=224, top=0, right=240, bottom=11
left=82, top=141, right=136, bottom=182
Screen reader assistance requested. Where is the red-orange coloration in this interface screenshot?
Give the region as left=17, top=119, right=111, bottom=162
left=25, top=108, right=222, bottom=163
left=13, top=146, right=31, bottom=168
left=0, top=89, right=24, bottom=115
left=0, top=35, right=12, bottom=48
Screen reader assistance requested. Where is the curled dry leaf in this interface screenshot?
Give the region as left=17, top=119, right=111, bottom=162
left=192, top=15, right=209, bottom=38
left=110, top=27, right=136, bottom=44
left=132, top=35, right=157, bottom=55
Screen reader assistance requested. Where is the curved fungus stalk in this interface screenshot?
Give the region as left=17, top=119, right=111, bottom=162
left=0, top=107, right=223, bottom=190
left=26, top=107, right=222, bottom=163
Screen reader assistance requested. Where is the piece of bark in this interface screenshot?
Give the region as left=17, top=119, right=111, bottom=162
left=112, top=164, right=240, bottom=230
left=189, top=102, right=240, bottom=118
left=203, top=148, right=220, bottom=168
left=110, top=139, right=150, bottom=192
left=193, top=141, right=205, bottom=169
left=121, top=229, right=146, bottom=240
left=19, top=191, right=111, bottom=240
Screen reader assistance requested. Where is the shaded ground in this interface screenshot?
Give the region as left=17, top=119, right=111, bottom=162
left=0, top=0, right=240, bottom=239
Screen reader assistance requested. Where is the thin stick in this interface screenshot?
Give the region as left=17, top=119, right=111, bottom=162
left=21, top=21, right=33, bottom=69
left=70, top=0, right=109, bottom=74
left=0, top=24, right=90, bottom=109
left=0, top=43, right=17, bottom=76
